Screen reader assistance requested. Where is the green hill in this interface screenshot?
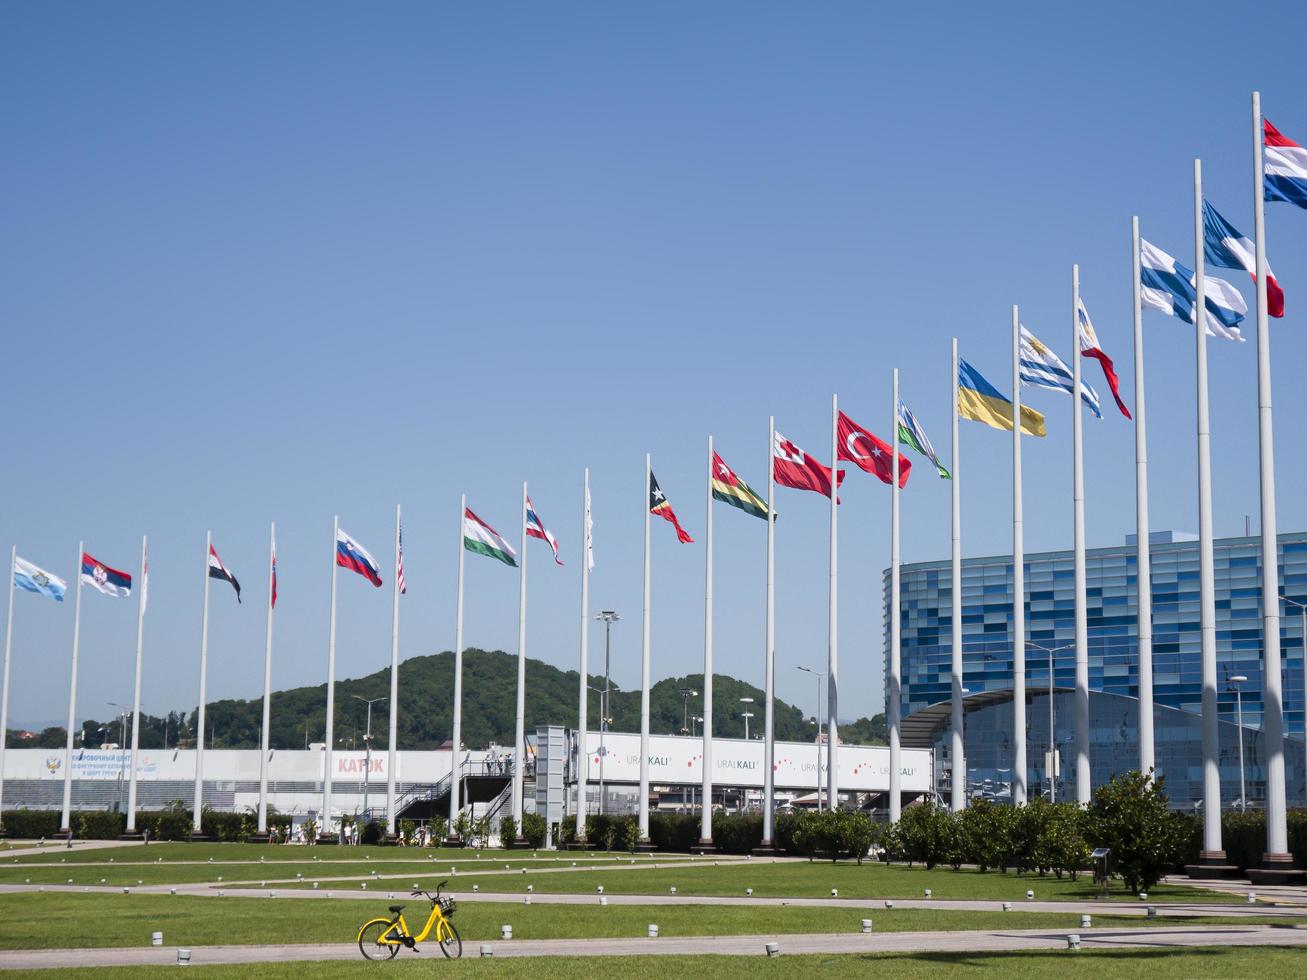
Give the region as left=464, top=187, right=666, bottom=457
left=18, top=648, right=887, bottom=751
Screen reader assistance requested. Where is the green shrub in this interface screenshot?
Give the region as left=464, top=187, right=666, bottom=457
left=521, top=813, right=547, bottom=849
left=618, top=817, right=640, bottom=852
left=1088, top=770, right=1186, bottom=893
left=649, top=813, right=699, bottom=852
left=428, top=816, right=448, bottom=843
left=1, top=809, right=61, bottom=838
left=76, top=811, right=125, bottom=840
left=499, top=815, right=517, bottom=847
left=711, top=813, right=763, bottom=854
left=151, top=801, right=193, bottom=841
left=360, top=819, right=383, bottom=845
left=200, top=810, right=245, bottom=842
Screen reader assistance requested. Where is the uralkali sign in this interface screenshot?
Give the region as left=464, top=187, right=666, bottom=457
left=580, top=732, right=930, bottom=793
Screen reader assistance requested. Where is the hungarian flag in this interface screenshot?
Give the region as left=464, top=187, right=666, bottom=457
left=711, top=452, right=769, bottom=520
left=208, top=545, right=241, bottom=602
left=464, top=508, right=518, bottom=567
left=650, top=471, right=693, bottom=543
left=1077, top=300, right=1131, bottom=419
left=773, top=430, right=844, bottom=498
left=836, top=412, right=910, bottom=488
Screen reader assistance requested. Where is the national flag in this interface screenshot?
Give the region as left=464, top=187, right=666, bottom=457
left=836, top=413, right=910, bottom=487
left=270, top=538, right=278, bottom=609
left=526, top=496, right=564, bottom=566
left=396, top=522, right=408, bottom=595
left=1202, top=199, right=1284, bottom=317
left=141, top=542, right=149, bottom=614
left=649, top=471, right=693, bottom=543
left=336, top=528, right=383, bottom=587
left=81, top=553, right=132, bottom=598
left=1077, top=300, right=1131, bottom=419
left=464, top=508, right=518, bottom=567
left=584, top=485, right=595, bottom=572
left=711, top=452, right=769, bottom=520
left=1019, top=325, right=1102, bottom=418
left=1139, top=238, right=1247, bottom=342
left=897, top=401, right=950, bottom=479
left=208, top=545, right=241, bottom=602
left=14, top=556, right=67, bottom=602
left=1265, top=118, right=1307, bottom=210
left=957, top=358, right=1046, bottom=437
left=773, top=430, right=845, bottom=498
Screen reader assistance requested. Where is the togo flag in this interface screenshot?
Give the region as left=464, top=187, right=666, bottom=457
left=14, top=556, right=67, bottom=601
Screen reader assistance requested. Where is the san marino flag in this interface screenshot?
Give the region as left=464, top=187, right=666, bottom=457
left=14, top=556, right=67, bottom=601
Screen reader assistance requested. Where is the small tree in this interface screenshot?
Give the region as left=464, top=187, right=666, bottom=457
left=1089, top=770, right=1184, bottom=893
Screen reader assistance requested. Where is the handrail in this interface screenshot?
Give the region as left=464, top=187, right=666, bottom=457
left=392, top=757, right=514, bottom=817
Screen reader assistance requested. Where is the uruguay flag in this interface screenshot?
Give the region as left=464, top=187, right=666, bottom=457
left=1203, top=199, right=1283, bottom=318
left=1139, top=239, right=1246, bottom=342
left=1265, top=118, right=1307, bottom=210
left=336, top=528, right=383, bottom=587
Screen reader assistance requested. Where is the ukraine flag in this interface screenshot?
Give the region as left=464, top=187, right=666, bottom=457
left=958, top=357, right=1046, bottom=437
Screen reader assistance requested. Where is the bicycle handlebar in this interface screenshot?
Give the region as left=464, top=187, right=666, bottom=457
left=410, top=879, right=449, bottom=903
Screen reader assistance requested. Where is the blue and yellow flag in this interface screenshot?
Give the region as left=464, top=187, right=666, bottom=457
left=958, top=357, right=1046, bottom=437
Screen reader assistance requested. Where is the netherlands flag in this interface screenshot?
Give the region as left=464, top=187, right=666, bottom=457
left=525, top=496, right=564, bottom=566
left=81, top=552, right=132, bottom=598
left=336, top=528, right=383, bottom=587
left=1265, top=118, right=1307, bottom=211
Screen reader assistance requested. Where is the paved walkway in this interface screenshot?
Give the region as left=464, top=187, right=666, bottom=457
left=1, top=923, right=1303, bottom=970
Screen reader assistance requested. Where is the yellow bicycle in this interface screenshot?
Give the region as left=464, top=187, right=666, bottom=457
left=357, top=880, right=462, bottom=960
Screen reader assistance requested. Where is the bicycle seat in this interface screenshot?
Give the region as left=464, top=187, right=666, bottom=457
left=388, top=905, right=405, bottom=913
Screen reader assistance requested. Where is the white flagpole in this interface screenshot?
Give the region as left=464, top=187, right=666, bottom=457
left=386, top=505, right=401, bottom=838
left=449, top=495, right=466, bottom=840
left=512, top=481, right=528, bottom=838
left=1132, top=217, right=1155, bottom=776
left=700, top=439, right=714, bottom=848
left=1252, top=91, right=1291, bottom=871
left=761, top=418, right=776, bottom=845
left=322, top=516, right=339, bottom=842
left=125, top=535, right=147, bottom=834
left=1011, top=306, right=1028, bottom=807
left=638, top=454, right=652, bottom=844
left=0, top=547, right=16, bottom=821
left=950, top=340, right=965, bottom=813
left=1072, top=265, right=1091, bottom=805
left=1194, top=159, right=1226, bottom=864
left=257, top=523, right=275, bottom=835
left=60, top=540, right=84, bottom=833
left=827, top=394, right=840, bottom=811
left=192, top=530, right=212, bottom=837
left=576, top=469, right=591, bottom=843
left=889, top=372, right=902, bottom=823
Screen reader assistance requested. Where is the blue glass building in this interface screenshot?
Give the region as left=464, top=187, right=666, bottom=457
left=891, top=531, right=1307, bottom=809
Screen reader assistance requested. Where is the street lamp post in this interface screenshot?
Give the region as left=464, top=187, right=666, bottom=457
left=595, top=611, right=621, bottom=816
left=1026, top=642, right=1075, bottom=803
left=679, top=688, right=699, bottom=736
left=107, top=703, right=129, bottom=814
left=1282, top=596, right=1307, bottom=806
left=1230, top=675, right=1248, bottom=813
left=797, top=667, right=824, bottom=811
left=740, top=697, right=754, bottom=741
left=352, top=695, right=387, bottom=827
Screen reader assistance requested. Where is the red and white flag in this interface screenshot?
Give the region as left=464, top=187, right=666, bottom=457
left=773, top=430, right=844, bottom=498
left=1077, top=300, right=1131, bottom=420
left=836, top=411, right=910, bottom=488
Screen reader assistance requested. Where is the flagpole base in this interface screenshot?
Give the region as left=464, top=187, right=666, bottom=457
left=1247, top=853, right=1307, bottom=885
left=244, top=833, right=273, bottom=844
left=1185, top=851, right=1240, bottom=879
left=118, top=832, right=145, bottom=842
left=564, top=839, right=593, bottom=851
left=751, top=843, right=782, bottom=857
left=441, top=836, right=468, bottom=848
left=634, top=840, right=658, bottom=853
left=187, top=833, right=210, bottom=843
left=315, top=835, right=341, bottom=846
left=691, top=841, right=717, bottom=854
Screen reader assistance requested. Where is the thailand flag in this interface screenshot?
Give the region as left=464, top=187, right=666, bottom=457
left=81, top=552, right=132, bottom=598
left=525, top=496, right=564, bottom=565
left=1265, top=118, right=1307, bottom=210
left=336, top=528, right=383, bottom=587
left=1203, top=199, right=1283, bottom=318
left=1139, top=238, right=1246, bottom=342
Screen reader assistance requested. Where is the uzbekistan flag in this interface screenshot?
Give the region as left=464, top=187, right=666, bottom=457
left=208, top=545, right=241, bottom=602
left=1202, top=199, right=1284, bottom=317
left=711, top=451, right=769, bottom=520
left=897, top=401, right=950, bottom=479
left=81, top=552, right=132, bottom=598
left=464, top=508, right=518, bottom=567
left=649, top=471, right=693, bottom=543
left=336, top=528, right=383, bottom=587
left=526, top=496, right=564, bottom=565
left=957, top=358, right=1046, bottom=437
left=1265, top=118, right=1307, bottom=210
left=1139, top=238, right=1246, bottom=342
left=1077, top=300, right=1130, bottom=419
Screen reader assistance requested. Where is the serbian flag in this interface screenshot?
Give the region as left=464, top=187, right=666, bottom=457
left=773, top=430, right=844, bottom=498
left=208, top=545, right=241, bottom=602
left=1202, top=199, right=1284, bottom=318
left=81, top=553, right=132, bottom=598
left=1265, top=118, right=1307, bottom=210
left=836, top=412, right=910, bottom=488
left=336, top=528, right=383, bottom=587
left=526, top=496, right=564, bottom=565
left=649, top=471, right=693, bottom=543
left=1077, top=300, right=1130, bottom=419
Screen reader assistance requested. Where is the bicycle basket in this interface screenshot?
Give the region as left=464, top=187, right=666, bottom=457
left=438, top=897, right=457, bottom=916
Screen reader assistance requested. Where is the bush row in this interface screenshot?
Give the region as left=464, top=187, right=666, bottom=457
left=1, top=805, right=295, bottom=841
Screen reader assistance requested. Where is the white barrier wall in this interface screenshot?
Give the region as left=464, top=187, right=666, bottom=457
left=579, top=732, right=930, bottom=793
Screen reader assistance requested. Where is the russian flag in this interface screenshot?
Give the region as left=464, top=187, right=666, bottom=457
left=1265, top=119, right=1307, bottom=211
left=81, top=552, right=132, bottom=598
left=336, top=528, right=383, bottom=587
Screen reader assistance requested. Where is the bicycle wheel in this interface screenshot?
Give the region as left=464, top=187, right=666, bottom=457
left=358, top=918, right=403, bottom=960
left=436, top=919, right=462, bottom=959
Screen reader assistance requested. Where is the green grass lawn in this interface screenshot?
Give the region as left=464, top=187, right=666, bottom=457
left=5, top=947, right=1306, bottom=979
left=259, top=858, right=1233, bottom=903
left=0, top=893, right=1295, bottom=950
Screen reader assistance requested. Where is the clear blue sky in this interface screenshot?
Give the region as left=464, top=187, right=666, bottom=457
left=4, top=2, right=1307, bottom=730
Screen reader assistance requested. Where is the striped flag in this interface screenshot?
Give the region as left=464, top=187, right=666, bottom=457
left=1077, top=300, right=1131, bottom=419
left=1019, top=325, right=1101, bottom=418
left=397, top=522, right=408, bottom=595
left=464, top=508, right=518, bottom=567
left=208, top=545, right=242, bottom=602
left=336, top=528, right=383, bottom=587
left=1202, top=199, right=1284, bottom=317
left=1265, top=118, right=1307, bottom=210
left=897, top=401, right=950, bottom=479
left=957, top=357, right=1046, bottom=437
left=711, top=451, right=769, bottom=519
left=526, top=496, right=564, bottom=565
left=1139, top=238, right=1246, bottom=342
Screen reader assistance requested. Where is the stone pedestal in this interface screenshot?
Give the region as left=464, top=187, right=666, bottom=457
left=118, top=832, right=146, bottom=842
left=634, top=839, right=658, bottom=853
left=1247, top=852, right=1307, bottom=886
left=187, top=833, right=210, bottom=843
left=563, top=840, right=592, bottom=851
left=690, top=840, right=718, bottom=854
left=244, top=833, right=272, bottom=844
left=442, top=836, right=468, bottom=848
left=751, top=843, right=782, bottom=857
left=1184, top=850, right=1240, bottom=880
left=315, top=835, right=340, bottom=846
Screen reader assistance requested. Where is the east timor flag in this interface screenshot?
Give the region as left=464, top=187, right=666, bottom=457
left=711, top=452, right=769, bottom=520
left=650, top=471, right=694, bottom=543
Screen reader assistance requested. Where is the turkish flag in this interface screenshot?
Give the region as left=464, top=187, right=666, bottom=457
left=772, top=430, right=845, bottom=498
left=836, top=412, right=911, bottom=488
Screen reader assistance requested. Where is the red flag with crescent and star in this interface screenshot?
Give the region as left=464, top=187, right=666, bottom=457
left=836, top=411, right=911, bottom=488
left=772, top=430, right=846, bottom=498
